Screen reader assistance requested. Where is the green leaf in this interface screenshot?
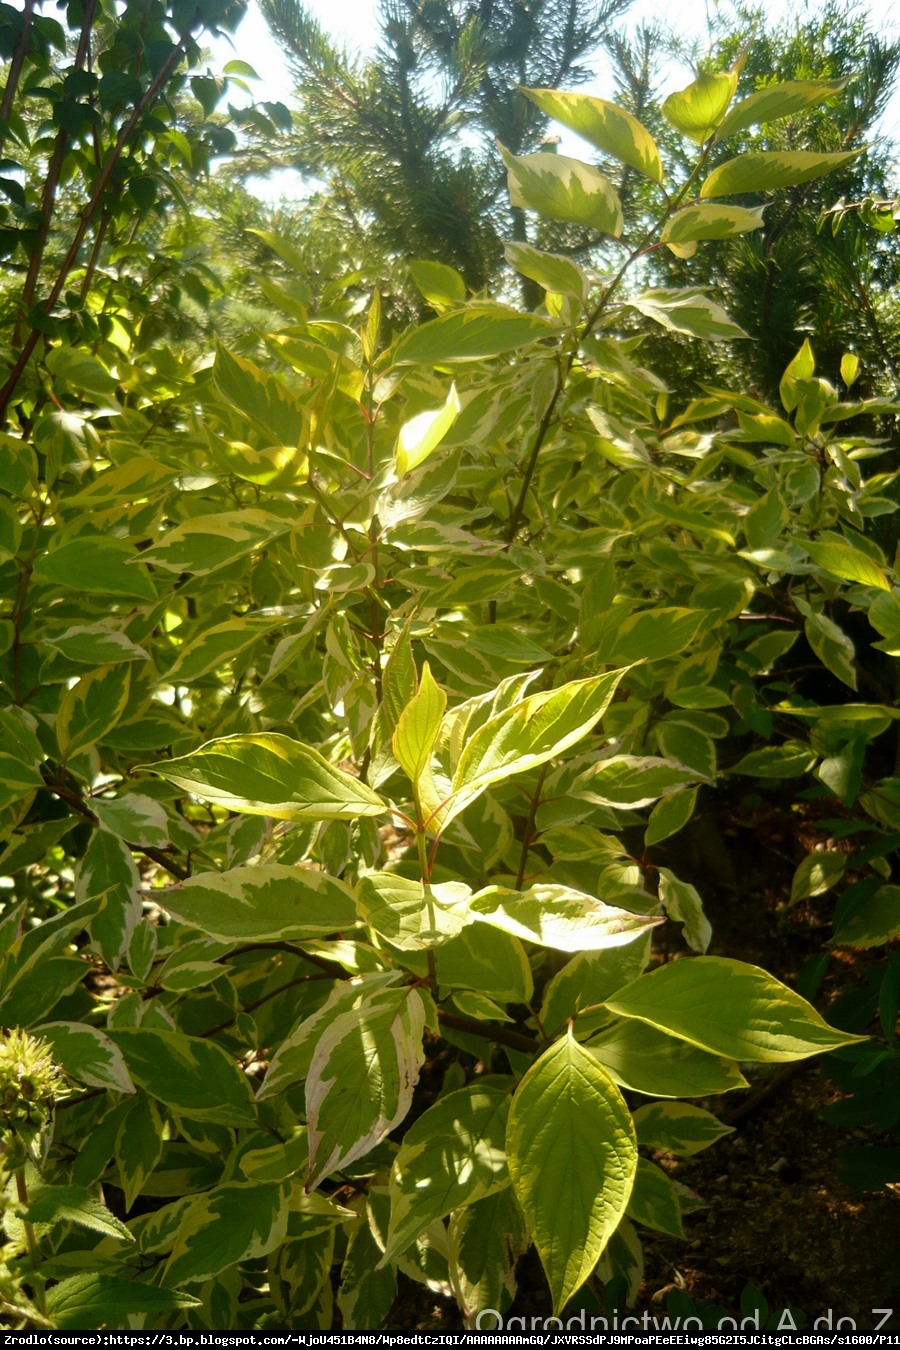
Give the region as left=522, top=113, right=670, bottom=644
left=661, top=203, right=766, bottom=250
left=339, top=1217, right=397, bottom=1330
left=382, top=627, right=418, bottom=732
left=384, top=1081, right=511, bottom=1262
left=45, top=623, right=149, bottom=665
left=143, top=732, right=387, bottom=821
left=779, top=338, right=816, bottom=409
left=0, top=706, right=45, bottom=808
left=867, top=592, right=900, bottom=655
left=33, top=1021, right=134, bottom=1094
left=394, top=304, right=555, bottom=364
left=805, top=539, right=890, bottom=590
left=626, top=1157, right=685, bottom=1237
left=24, top=1184, right=133, bottom=1242
left=789, top=851, right=847, bottom=906
left=448, top=1189, right=527, bottom=1321
left=730, top=741, right=817, bottom=778
left=600, top=607, right=706, bottom=664
left=662, top=69, right=738, bottom=142
left=470, top=883, right=661, bottom=953
left=521, top=87, right=662, bottom=183
left=0, top=497, right=22, bottom=561
left=504, top=242, right=587, bottom=300
left=256, top=974, right=401, bottom=1100
left=500, top=145, right=623, bottom=236
left=57, top=663, right=131, bottom=759
left=506, top=1032, right=637, bottom=1314
left=392, top=661, right=447, bottom=785
left=166, top=617, right=282, bottom=683
left=306, top=986, right=426, bottom=1189
left=64, top=457, right=176, bottom=508
left=214, top=343, right=308, bottom=445
left=408, top=259, right=466, bottom=307
left=138, top=509, right=290, bottom=577
left=831, top=884, right=900, bottom=949
left=657, top=868, right=711, bottom=953
left=34, top=536, right=157, bottom=600
left=645, top=787, right=698, bottom=847
left=78, top=827, right=141, bottom=970
left=112, top=1027, right=257, bottom=1126
left=841, top=352, right=860, bottom=388
left=431, top=925, right=533, bottom=1004
left=444, top=669, right=627, bottom=827
left=91, top=794, right=169, bottom=848
left=396, top=385, right=460, bottom=477
left=588, top=1019, right=747, bottom=1097
left=357, top=874, right=471, bottom=950
left=701, top=150, right=858, bottom=197
left=581, top=756, right=703, bottom=808
left=714, top=77, right=847, bottom=142
left=632, top=1102, right=734, bottom=1156
left=605, top=956, right=867, bottom=1061
left=240, top=1129, right=309, bottom=1183
left=801, top=605, right=857, bottom=691
left=164, top=1180, right=290, bottom=1285
left=159, top=864, right=356, bottom=943
left=540, top=938, right=651, bottom=1039
left=116, top=1095, right=164, bottom=1211
left=44, top=1275, right=199, bottom=1331
left=628, top=290, right=747, bottom=341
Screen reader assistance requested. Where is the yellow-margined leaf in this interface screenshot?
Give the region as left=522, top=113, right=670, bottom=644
left=521, top=87, right=663, bottom=183
left=701, top=150, right=858, bottom=198
left=396, top=386, right=460, bottom=476
left=142, top=733, right=387, bottom=821
left=605, top=956, right=867, bottom=1061
left=714, top=77, right=847, bottom=142
left=662, top=69, right=738, bottom=142
left=500, top=145, right=623, bottom=237
left=506, top=1033, right=637, bottom=1313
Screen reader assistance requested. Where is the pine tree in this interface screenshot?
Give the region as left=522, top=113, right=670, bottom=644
left=258, top=0, right=633, bottom=301
left=645, top=0, right=900, bottom=400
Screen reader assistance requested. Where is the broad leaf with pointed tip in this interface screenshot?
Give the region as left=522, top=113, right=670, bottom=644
left=394, top=305, right=554, bottom=364
left=471, top=884, right=661, bottom=953
left=396, top=386, right=460, bottom=476
left=632, top=1102, right=734, bottom=1156
left=701, top=150, right=858, bottom=198
left=605, top=956, right=867, bottom=1062
left=714, top=77, right=847, bottom=142
left=357, top=873, right=472, bottom=950
left=164, top=1180, right=291, bottom=1286
left=143, top=733, right=387, bottom=821
left=136, top=509, right=291, bottom=576
left=628, top=290, right=747, bottom=342
left=392, top=662, right=446, bottom=787
left=662, top=69, right=738, bottom=142
left=112, top=1027, right=257, bottom=1126
left=522, top=87, right=662, bottom=183
left=158, top=864, right=356, bottom=943
left=306, top=986, right=426, bottom=1189
left=44, top=1275, right=199, bottom=1331
left=383, top=1080, right=511, bottom=1262
left=501, top=145, right=623, bottom=236
left=441, top=668, right=627, bottom=829
left=34, top=1021, right=134, bottom=1094
left=588, top=1019, right=747, bottom=1097
left=506, top=1033, right=637, bottom=1313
